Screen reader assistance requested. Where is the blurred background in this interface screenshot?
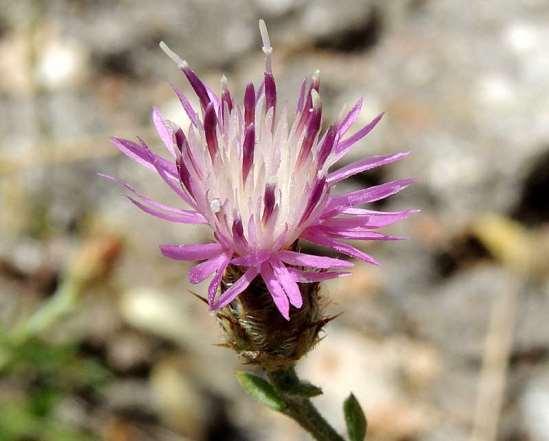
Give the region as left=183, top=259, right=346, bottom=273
left=1, top=0, right=549, bottom=440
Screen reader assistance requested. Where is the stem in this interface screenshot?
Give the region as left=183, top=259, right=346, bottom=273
left=268, top=367, right=345, bottom=441
left=0, top=276, right=82, bottom=371
left=12, top=277, right=80, bottom=343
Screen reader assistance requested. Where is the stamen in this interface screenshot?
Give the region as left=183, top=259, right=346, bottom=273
left=244, top=83, right=256, bottom=127
left=159, top=41, right=188, bottom=69
left=264, top=72, right=277, bottom=111
left=174, top=128, right=186, bottom=151
left=221, top=74, right=233, bottom=114
left=242, top=124, right=255, bottom=183
left=311, top=70, right=320, bottom=94
left=317, top=125, right=337, bottom=167
left=300, top=178, right=327, bottom=224
left=204, top=103, right=219, bottom=161
left=262, top=184, right=276, bottom=224
left=297, top=99, right=322, bottom=165
left=259, top=19, right=272, bottom=73
left=311, top=89, right=321, bottom=110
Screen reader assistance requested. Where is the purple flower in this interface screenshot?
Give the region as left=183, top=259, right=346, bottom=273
left=104, top=20, right=414, bottom=320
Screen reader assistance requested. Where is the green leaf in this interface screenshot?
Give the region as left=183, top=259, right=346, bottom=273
left=285, top=380, right=323, bottom=398
left=343, top=393, right=367, bottom=441
left=236, top=371, right=286, bottom=411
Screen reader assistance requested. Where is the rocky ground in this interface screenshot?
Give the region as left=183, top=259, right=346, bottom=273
left=1, top=0, right=549, bottom=440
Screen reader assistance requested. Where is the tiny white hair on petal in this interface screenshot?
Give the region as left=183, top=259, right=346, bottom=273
left=159, top=41, right=188, bottom=69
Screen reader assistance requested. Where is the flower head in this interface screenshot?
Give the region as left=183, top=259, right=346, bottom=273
left=104, top=20, right=414, bottom=321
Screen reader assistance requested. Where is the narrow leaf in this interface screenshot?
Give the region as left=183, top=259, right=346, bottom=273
left=285, top=380, right=323, bottom=398
left=236, top=371, right=286, bottom=411
left=343, top=393, right=367, bottom=441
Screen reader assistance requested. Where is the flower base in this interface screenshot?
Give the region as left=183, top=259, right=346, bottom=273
left=218, top=264, right=330, bottom=371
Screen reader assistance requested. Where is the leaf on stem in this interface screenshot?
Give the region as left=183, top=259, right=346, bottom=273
left=284, top=380, right=323, bottom=398
left=236, top=371, right=286, bottom=411
left=343, top=393, right=367, bottom=441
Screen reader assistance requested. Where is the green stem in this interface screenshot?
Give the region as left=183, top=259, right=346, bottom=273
left=268, top=368, right=345, bottom=441
left=12, top=277, right=80, bottom=344
left=0, top=277, right=81, bottom=371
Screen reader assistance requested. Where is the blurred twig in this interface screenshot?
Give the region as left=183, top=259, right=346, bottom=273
left=469, top=214, right=534, bottom=441
left=469, top=277, right=520, bottom=441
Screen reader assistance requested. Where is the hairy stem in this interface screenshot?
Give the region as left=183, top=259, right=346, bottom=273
left=268, top=368, right=345, bottom=441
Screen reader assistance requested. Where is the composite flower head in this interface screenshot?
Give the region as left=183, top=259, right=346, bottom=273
left=104, top=21, right=414, bottom=320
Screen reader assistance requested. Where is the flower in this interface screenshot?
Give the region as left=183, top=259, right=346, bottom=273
left=104, top=20, right=414, bottom=320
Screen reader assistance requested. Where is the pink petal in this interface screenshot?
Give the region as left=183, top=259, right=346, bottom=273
left=296, top=75, right=320, bottom=129
left=128, top=197, right=206, bottom=224
left=324, top=209, right=417, bottom=228
left=152, top=107, right=176, bottom=157
left=296, top=77, right=308, bottom=113
left=298, top=106, right=322, bottom=164
left=300, top=178, right=327, bottom=224
left=360, top=209, right=419, bottom=227
left=317, top=125, right=338, bottom=168
left=231, top=250, right=271, bottom=267
left=150, top=151, right=195, bottom=206
left=302, top=230, right=379, bottom=265
left=287, top=268, right=351, bottom=283
left=260, top=263, right=290, bottom=320
left=326, top=179, right=414, bottom=212
left=210, top=267, right=259, bottom=310
left=160, top=243, right=223, bottom=261
left=189, top=253, right=230, bottom=284
left=327, top=152, right=410, bottom=184
left=337, top=97, right=363, bottom=136
left=278, top=249, right=353, bottom=269
left=270, top=258, right=303, bottom=308
left=99, top=173, right=202, bottom=222
left=319, top=216, right=371, bottom=229
left=314, top=226, right=403, bottom=240
left=111, top=137, right=177, bottom=177
left=171, top=84, right=200, bottom=127
left=205, top=84, right=221, bottom=115
left=231, top=217, right=248, bottom=251
left=208, top=255, right=231, bottom=304
left=336, top=112, right=384, bottom=156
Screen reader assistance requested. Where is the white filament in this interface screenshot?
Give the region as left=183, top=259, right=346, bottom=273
left=311, top=89, right=321, bottom=110
left=259, top=19, right=273, bottom=73
left=221, top=74, right=229, bottom=88
left=312, top=69, right=320, bottom=81
left=159, top=41, right=188, bottom=69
